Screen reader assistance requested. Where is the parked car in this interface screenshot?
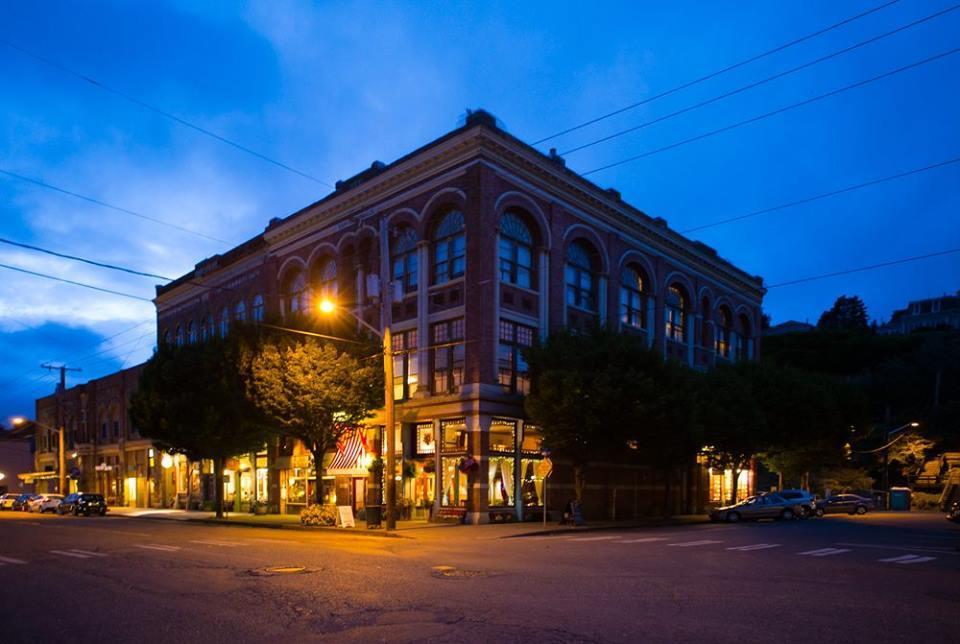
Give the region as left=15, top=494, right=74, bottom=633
left=11, top=493, right=39, bottom=511
left=27, top=494, right=64, bottom=513
left=778, top=490, right=817, bottom=518
left=947, top=500, right=960, bottom=524
left=57, top=493, right=108, bottom=517
left=709, top=493, right=803, bottom=522
left=816, top=494, right=876, bottom=516
left=0, top=493, right=20, bottom=510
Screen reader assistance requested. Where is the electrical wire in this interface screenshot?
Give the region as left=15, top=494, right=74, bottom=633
left=0, top=39, right=334, bottom=189
left=532, top=0, right=900, bottom=145
left=0, top=263, right=153, bottom=302
left=681, top=155, right=960, bottom=233
left=0, top=169, right=229, bottom=245
left=0, top=237, right=173, bottom=281
left=581, top=46, right=960, bottom=176
left=560, top=4, right=960, bottom=156
left=765, top=247, right=960, bottom=289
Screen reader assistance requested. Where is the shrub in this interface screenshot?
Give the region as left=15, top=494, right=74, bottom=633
left=911, top=491, right=942, bottom=511
left=300, top=504, right=337, bottom=526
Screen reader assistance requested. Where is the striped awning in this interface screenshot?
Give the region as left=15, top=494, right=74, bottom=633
left=326, top=430, right=368, bottom=476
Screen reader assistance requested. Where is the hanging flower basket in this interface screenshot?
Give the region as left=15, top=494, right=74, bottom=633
left=458, top=456, right=479, bottom=473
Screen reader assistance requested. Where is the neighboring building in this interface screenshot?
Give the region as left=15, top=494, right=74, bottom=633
left=153, top=110, right=764, bottom=522
left=764, top=320, right=814, bottom=336
left=879, top=291, right=960, bottom=335
left=0, top=430, right=34, bottom=495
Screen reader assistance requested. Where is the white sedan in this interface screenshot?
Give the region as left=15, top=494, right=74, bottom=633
left=27, top=494, right=64, bottom=513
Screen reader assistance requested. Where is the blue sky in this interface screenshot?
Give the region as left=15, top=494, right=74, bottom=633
left=1, top=0, right=958, bottom=421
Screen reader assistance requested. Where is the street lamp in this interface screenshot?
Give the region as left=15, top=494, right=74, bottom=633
left=12, top=416, right=66, bottom=496
left=316, top=296, right=397, bottom=531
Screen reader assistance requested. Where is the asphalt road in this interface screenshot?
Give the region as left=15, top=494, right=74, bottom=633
left=0, top=510, right=957, bottom=643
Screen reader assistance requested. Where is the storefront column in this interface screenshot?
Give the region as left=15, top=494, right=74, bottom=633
left=514, top=420, right=524, bottom=522
left=431, top=419, right=441, bottom=519
left=466, top=414, right=491, bottom=525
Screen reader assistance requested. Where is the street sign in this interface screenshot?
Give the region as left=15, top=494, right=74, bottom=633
left=536, top=457, right=553, bottom=479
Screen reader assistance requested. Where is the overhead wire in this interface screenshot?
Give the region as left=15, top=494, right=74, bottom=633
left=560, top=4, right=960, bottom=156
left=0, top=39, right=335, bottom=189
left=0, top=237, right=173, bottom=281
left=581, top=46, right=960, bottom=176
left=0, top=263, right=153, bottom=302
left=532, top=0, right=901, bottom=145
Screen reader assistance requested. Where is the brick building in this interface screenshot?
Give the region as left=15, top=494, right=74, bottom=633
left=151, top=110, right=764, bottom=522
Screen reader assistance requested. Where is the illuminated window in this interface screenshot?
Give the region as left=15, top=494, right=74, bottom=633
left=285, top=269, right=308, bottom=316
left=252, top=294, right=264, bottom=322
left=565, top=240, right=597, bottom=311
left=220, top=307, right=230, bottom=336
left=430, top=318, right=464, bottom=394
left=392, top=328, right=418, bottom=401
left=619, top=265, right=647, bottom=328
left=499, top=211, right=533, bottom=289
left=234, top=300, right=246, bottom=322
left=315, top=258, right=337, bottom=298
left=498, top=319, right=534, bottom=394
left=715, top=307, right=732, bottom=358
left=432, top=210, right=465, bottom=284
left=175, top=325, right=184, bottom=346
left=187, top=321, right=197, bottom=344
left=392, top=228, right=419, bottom=295
left=665, top=285, right=687, bottom=342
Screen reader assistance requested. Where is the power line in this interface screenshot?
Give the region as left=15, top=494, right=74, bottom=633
left=561, top=4, right=960, bottom=156
left=681, top=155, right=960, bottom=233
left=532, top=0, right=900, bottom=145
left=0, top=263, right=153, bottom=302
left=0, top=39, right=335, bottom=189
left=582, top=46, right=960, bottom=176
left=766, top=247, right=960, bottom=289
left=0, top=168, right=229, bottom=245
left=0, top=237, right=173, bottom=281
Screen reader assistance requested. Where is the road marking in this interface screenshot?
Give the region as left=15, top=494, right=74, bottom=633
left=50, top=550, right=90, bottom=559
left=667, top=540, right=723, bottom=547
left=0, top=555, right=28, bottom=564
left=68, top=549, right=108, bottom=558
left=134, top=544, right=181, bottom=552
left=567, top=535, right=622, bottom=542
left=837, top=542, right=958, bottom=556
left=245, top=538, right=301, bottom=545
left=878, top=554, right=937, bottom=565
left=189, top=540, right=247, bottom=548
left=798, top=548, right=851, bottom=557
left=620, top=537, right=669, bottom=544
left=726, top=543, right=781, bottom=551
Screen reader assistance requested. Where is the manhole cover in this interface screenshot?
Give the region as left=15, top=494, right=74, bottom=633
left=265, top=566, right=306, bottom=574
left=431, top=565, right=495, bottom=579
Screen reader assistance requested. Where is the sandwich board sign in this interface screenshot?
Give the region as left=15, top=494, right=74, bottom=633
left=337, top=505, right=355, bottom=528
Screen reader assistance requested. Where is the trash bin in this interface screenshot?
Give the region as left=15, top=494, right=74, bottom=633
left=889, top=487, right=911, bottom=511
left=365, top=504, right=382, bottom=528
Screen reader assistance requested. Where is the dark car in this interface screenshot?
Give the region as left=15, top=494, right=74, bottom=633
left=816, top=494, right=875, bottom=516
left=11, top=493, right=39, bottom=511
left=709, top=493, right=803, bottom=522
left=57, top=493, right=108, bottom=516
left=947, top=500, right=960, bottom=524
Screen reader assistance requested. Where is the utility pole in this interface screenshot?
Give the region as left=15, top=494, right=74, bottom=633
left=42, top=363, right=81, bottom=495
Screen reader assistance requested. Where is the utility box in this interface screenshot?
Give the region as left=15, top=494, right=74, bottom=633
left=889, top=487, right=912, bottom=511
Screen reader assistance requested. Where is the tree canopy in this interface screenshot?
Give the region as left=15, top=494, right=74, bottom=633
left=817, top=295, right=869, bottom=331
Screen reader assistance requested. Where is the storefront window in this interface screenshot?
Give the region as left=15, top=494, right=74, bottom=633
left=440, top=419, right=468, bottom=507
left=441, top=418, right=468, bottom=453
left=488, top=419, right=517, bottom=508
left=520, top=424, right=544, bottom=507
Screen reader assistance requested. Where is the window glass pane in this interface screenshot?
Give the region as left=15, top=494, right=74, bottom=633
left=517, top=268, right=531, bottom=289
left=441, top=419, right=467, bottom=453
left=490, top=419, right=515, bottom=453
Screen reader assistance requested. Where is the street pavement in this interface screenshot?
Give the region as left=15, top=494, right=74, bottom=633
left=0, top=510, right=956, bottom=643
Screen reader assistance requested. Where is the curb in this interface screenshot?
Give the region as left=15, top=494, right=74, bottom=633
left=107, top=512, right=412, bottom=538
left=502, top=517, right=710, bottom=538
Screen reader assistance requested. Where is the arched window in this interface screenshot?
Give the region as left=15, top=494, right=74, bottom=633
left=499, top=211, right=533, bottom=289
left=285, top=269, right=308, bottom=316
left=735, top=314, right=752, bottom=361
left=619, top=265, right=647, bottom=328
left=252, top=295, right=264, bottom=322
left=715, top=306, right=732, bottom=358
left=200, top=315, right=209, bottom=342
left=175, top=325, right=184, bottom=346
left=220, top=307, right=230, bottom=336
left=565, top=240, right=598, bottom=311
left=392, top=227, right=419, bottom=295
left=187, top=321, right=197, bottom=344
left=315, top=258, right=337, bottom=299
left=665, top=285, right=688, bottom=342
left=432, top=210, right=465, bottom=284
left=234, top=300, right=246, bottom=322
left=162, top=329, right=172, bottom=346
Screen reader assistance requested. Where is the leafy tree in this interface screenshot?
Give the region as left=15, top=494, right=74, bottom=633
left=817, top=295, right=869, bottom=331
left=524, top=326, right=662, bottom=504
left=889, top=431, right=935, bottom=485
left=129, top=336, right=271, bottom=518
left=246, top=337, right=383, bottom=505
left=816, top=466, right=874, bottom=493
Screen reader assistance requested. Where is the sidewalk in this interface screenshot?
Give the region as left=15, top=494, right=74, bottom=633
left=106, top=506, right=708, bottom=538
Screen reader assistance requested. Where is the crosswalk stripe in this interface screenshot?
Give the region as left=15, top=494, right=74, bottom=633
left=189, top=540, right=246, bottom=547
left=667, top=540, right=723, bottom=547
left=879, top=554, right=937, bottom=565
left=69, top=549, right=108, bottom=557
left=0, top=555, right=28, bottom=564
left=134, top=544, right=181, bottom=552
left=567, top=536, right=622, bottom=542
left=727, top=543, right=781, bottom=551
left=620, top=537, right=669, bottom=544
left=50, top=550, right=89, bottom=559
left=798, top=548, right=850, bottom=557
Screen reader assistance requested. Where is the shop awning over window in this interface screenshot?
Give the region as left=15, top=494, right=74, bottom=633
left=17, top=471, right=59, bottom=483
left=326, top=430, right=368, bottom=476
